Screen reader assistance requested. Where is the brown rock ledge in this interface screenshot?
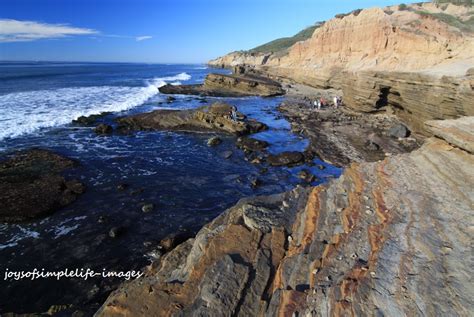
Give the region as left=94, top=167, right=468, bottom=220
left=96, top=116, right=474, bottom=316
left=159, top=73, right=285, bottom=97
left=117, top=102, right=267, bottom=135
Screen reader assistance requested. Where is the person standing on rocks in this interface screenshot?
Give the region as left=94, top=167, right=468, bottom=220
left=320, top=97, right=326, bottom=108
left=231, top=106, right=238, bottom=122
left=333, top=96, right=339, bottom=108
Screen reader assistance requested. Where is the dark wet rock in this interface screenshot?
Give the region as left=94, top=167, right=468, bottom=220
left=207, top=136, right=222, bottom=147
left=298, top=169, right=317, bottom=183
left=117, top=102, right=268, bottom=136
left=159, top=73, right=285, bottom=97
left=116, top=183, right=129, bottom=191
left=250, top=157, right=263, bottom=164
left=0, top=149, right=85, bottom=223
left=141, top=203, right=154, bottom=213
left=221, top=151, right=233, bottom=159
left=109, top=226, right=125, bottom=238
left=365, top=140, right=380, bottom=151
left=250, top=178, right=262, bottom=188
left=158, top=232, right=193, bottom=253
left=94, top=123, right=113, bottom=135
left=267, top=151, right=305, bottom=167
left=236, top=137, right=269, bottom=152
left=388, top=123, right=410, bottom=138
left=130, top=188, right=144, bottom=195
left=72, top=112, right=111, bottom=126
left=166, top=96, right=176, bottom=103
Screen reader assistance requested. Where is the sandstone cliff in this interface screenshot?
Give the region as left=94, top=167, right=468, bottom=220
left=96, top=116, right=473, bottom=316
left=209, top=3, right=474, bottom=133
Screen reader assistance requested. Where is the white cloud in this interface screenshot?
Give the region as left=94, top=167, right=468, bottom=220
left=0, top=19, right=98, bottom=43
left=136, top=35, right=152, bottom=42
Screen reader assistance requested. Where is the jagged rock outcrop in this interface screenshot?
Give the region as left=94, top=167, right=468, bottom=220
left=96, top=117, right=474, bottom=316
left=117, top=102, right=267, bottom=135
left=0, top=149, right=85, bottom=222
left=159, top=73, right=285, bottom=97
left=209, top=3, right=474, bottom=134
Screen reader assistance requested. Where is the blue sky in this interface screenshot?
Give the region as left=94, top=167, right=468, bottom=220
left=0, top=0, right=402, bottom=63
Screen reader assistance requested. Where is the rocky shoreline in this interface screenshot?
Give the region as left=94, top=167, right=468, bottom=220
left=96, top=115, right=474, bottom=316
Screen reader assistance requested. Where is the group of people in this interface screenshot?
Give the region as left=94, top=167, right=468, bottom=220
left=312, top=96, right=342, bottom=110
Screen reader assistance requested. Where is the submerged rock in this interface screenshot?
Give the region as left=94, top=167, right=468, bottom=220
left=108, top=226, right=125, bottom=239
left=0, top=149, right=85, bottom=222
left=298, top=169, right=317, bottom=183
left=117, top=102, right=268, bottom=136
left=267, top=151, right=305, bottom=167
left=221, top=151, right=233, bottom=159
left=159, top=73, right=285, bottom=97
left=141, top=203, right=154, bottom=213
left=207, top=136, right=222, bottom=147
left=236, top=137, right=269, bottom=152
left=94, top=123, right=113, bottom=135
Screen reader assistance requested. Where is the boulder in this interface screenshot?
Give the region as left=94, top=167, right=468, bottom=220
left=388, top=123, right=410, bottom=138
left=236, top=137, right=269, bottom=152
left=267, top=151, right=305, bottom=167
left=141, top=203, right=154, bottom=213
left=0, top=149, right=85, bottom=222
left=108, top=226, right=125, bottom=238
left=298, top=169, right=317, bottom=183
left=207, top=136, right=222, bottom=147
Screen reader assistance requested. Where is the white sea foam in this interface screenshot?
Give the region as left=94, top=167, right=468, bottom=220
left=0, top=225, right=40, bottom=250
left=0, top=72, right=191, bottom=140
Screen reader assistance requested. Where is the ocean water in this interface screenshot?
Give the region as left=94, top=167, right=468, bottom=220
left=0, top=62, right=341, bottom=313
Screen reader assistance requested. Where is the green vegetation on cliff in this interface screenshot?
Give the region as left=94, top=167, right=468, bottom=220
left=416, top=10, right=474, bottom=32
left=248, top=22, right=323, bottom=54
left=432, top=0, right=472, bottom=6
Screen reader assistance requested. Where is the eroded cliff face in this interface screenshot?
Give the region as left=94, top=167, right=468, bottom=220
left=209, top=3, right=474, bottom=133
left=96, top=116, right=474, bottom=316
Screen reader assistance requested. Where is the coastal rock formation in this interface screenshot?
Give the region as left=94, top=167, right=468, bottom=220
left=0, top=149, right=85, bottom=222
left=117, top=102, right=268, bottom=135
left=209, top=3, right=474, bottom=133
left=159, top=73, right=285, bottom=97
left=96, top=116, right=474, bottom=316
